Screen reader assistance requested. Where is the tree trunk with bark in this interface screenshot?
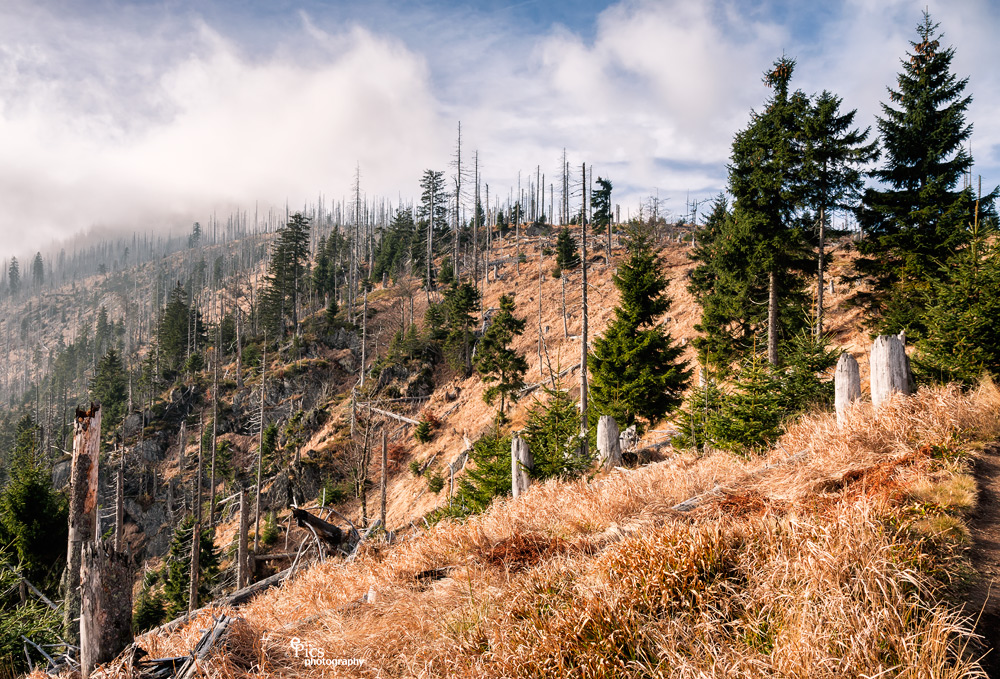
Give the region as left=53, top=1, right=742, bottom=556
left=80, top=541, right=132, bottom=679
left=63, top=404, right=102, bottom=644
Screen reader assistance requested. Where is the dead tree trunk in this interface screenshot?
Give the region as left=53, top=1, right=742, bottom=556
left=561, top=274, right=568, bottom=339
left=816, top=205, right=826, bottom=337
left=190, top=417, right=204, bottom=614
left=114, top=449, right=124, bottom=552
left=80, top=541, right=132, bottom=679
left=511, top=436, right=533, bottom=499
left=235, top=306, right=243, bottom=388
left=237, top=487, right=249, bottom=589
left=538, top=248, right=543, bottom=374
left=768, top=270, right=779, bottom=366
left=210, top=347, right=218, bottom=527
left=870, top=334, right=912, bottom=409
left=580, top=163, right=589, bottom=451
left=834, top=352, right=861, bottom=426
left=253, top=339, right=266, bottom=553
left=596, top=415, right=622, bottom=470
left=380, top=429, right=387, bottom=533
left=63, top=404, right=101, bottom=644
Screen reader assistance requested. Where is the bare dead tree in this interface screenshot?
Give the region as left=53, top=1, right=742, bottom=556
left=380, top=429, right=388, bottom=534
left=253, top=336, right=267, bottom=553
left=580, top=163, right=589, bottom=452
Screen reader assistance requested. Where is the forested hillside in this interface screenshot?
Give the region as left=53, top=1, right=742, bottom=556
left=3, top=11, right=1000, bottom=679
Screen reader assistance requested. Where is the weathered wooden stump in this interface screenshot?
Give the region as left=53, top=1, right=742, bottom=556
left=871, top=334, right=912, bottom=409
left=597, top=415, right=622, bottom=470
left=80, top=540, right=133, bottom=678
left=834, top=353, right=861, bottom=426
left=511, top=437, right=533, bottom=498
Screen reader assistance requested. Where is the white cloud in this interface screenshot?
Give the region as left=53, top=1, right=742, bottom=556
left=0, top=8, right=450, bottom=255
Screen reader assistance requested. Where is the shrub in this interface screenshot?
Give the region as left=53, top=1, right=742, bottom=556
left=427, top=471, right=445, bottom=494
left=414, top=419, right=433, bottom=444
left=261, top=510, right=280, bottom=547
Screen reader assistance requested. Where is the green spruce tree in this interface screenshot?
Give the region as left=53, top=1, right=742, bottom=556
left=555, top=226, right=580, bottom=271
left=522, top=386, right=591, bottom=480
left=916, top=205, right=1000, bottom=384
left=798, top=91, right=877, bottom=335
left=475, top=293, right=528, bottom=414
left=0, top=416, right=68, bottom=592
left=92, top=348, right=128, bottom=438
left=588, top=224, right=690, bottom=432
left=854, top=12, right=997, bottom=336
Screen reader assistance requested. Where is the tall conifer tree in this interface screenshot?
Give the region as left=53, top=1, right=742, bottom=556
left=854, top=12, right=997, bottom=335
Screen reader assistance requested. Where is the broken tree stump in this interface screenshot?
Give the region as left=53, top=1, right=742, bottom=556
left=834, top=352, right=861, bottom=426
left=80, top=540, right=133, bottom=678
left=870, top=334, right=912, bottom=409
left=597, top=415, right=622, bottom=470
left=64, top=403, right=102, bottom=644
left=511, top=437, right=533, bottom=498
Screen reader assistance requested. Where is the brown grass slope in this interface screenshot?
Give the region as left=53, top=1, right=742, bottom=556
left=77, top=379, right=1000, bottom=678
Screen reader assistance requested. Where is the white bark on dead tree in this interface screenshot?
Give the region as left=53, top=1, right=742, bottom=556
left=511, top=437, right=532, bottom=498
left=237, top=487, right=249, bottom=589
left=597, top=415, right=622, bottom=470
left=834, top=352, right=861, bottom=426
left=870, top=334, right=912, bottom=409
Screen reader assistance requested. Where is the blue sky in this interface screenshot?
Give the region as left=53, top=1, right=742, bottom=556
left=1, top=0, right=998, bottom=255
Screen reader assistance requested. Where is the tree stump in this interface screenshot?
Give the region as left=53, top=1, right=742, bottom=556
left=80, top=540, right=132, bottom=678
left=511, top=437, right=533, bottom=498
left=870, top=334, right=912, bottom=409
left=834, top=353, right=861, bottom=426
left=597, top=415, right=622, bottom=470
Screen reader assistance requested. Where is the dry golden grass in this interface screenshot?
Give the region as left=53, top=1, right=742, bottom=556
left=80, top=379, right=999, bottom=679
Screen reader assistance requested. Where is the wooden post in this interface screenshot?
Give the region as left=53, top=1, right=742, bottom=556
left=80, top=541, right=132, bottom=679
left=63, top=404, right=101, bottom=644
left=834, top=353, right=861, bottom=426
left=870, top=334, right=912, bottom=409
left=380, top=429, right=387, bottom=534
left=511, top=436, right=532, bottom=498
left=596, top=415, right=622, bottom=470
left=237, top=487, right=249, bottom=589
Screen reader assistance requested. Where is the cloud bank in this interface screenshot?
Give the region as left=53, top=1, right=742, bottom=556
left=0, top=0, right=998, bottom=258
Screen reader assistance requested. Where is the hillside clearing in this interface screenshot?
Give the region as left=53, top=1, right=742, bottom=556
left=66, top=380, right=1000, bottom=678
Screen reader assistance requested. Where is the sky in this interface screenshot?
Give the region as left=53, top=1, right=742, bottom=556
left=1, top=0, right=999, bottom=259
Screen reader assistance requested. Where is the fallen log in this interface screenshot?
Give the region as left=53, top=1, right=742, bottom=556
left=367, top=406, right=419, bottom=425
left=290, top=507, right=344, bottom=547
